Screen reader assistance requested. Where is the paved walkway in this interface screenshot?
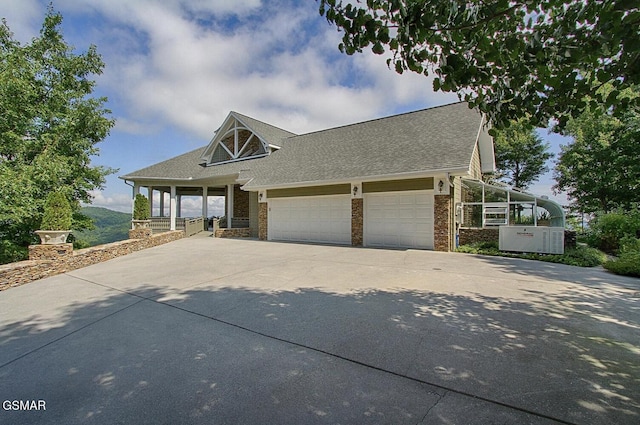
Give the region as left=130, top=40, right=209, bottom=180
left=1, top=234, right=639, bottom=424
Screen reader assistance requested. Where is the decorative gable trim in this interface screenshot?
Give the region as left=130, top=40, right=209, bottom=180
left=200, top=112, right=271, bottom=166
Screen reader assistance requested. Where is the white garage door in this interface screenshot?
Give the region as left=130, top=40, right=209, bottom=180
left=364, top=190, right=434, bottom=249
left=268, top=195, right=351, bottom=244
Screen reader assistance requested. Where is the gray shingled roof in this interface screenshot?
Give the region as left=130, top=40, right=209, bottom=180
left=231, top=112, right=297, bottom=146
left=243, top=102, right=483, bottom=189
left=121, top=102, right=484, bottom=186
left=121, top=112, right=295, bottom=181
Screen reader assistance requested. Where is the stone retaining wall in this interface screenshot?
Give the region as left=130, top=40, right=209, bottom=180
left=0, top=231, right=184, bottom=291
left=214, top=228, right=252, bottom=238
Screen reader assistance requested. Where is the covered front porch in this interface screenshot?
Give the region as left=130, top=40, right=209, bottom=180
left=129, top=180, right=257, bottom=238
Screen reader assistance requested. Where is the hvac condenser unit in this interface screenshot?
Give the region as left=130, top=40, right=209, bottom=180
left=499, top=226, right=565, bottom=254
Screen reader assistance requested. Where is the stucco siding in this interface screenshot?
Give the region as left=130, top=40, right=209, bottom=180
left=267, top=184, right=350, bottom=198
left=363, top=178, right=434, bottom=193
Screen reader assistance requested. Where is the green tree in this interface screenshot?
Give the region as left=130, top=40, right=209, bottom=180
left=318, top=0, right=640, bottom=130
left=553, top=98, right=640, bottom=213
left=493, top=120, right=553, bottom=190
left=0, top=9, right=115, bottom=263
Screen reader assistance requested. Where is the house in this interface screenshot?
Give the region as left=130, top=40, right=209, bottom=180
left=120, top=102, right=564, bottom=251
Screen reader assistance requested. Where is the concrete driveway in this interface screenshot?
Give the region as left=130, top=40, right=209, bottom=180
left=1, top=234, right=638, bottom=424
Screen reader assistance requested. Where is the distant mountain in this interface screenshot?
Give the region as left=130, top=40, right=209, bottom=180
left=74, top=207, right=131, bottom=247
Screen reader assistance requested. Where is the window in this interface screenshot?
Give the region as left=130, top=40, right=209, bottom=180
left=458, top=179, right=561, bottom=228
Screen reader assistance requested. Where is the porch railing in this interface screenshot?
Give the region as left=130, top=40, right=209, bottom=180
left=184, top=217, right=204, bottom=237
left=217, top=217, right=250, bottom=228
left=149, top=217, right=205, bottom=236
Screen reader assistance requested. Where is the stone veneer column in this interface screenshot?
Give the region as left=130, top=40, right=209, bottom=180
left=29, top=243, right=73, bottom=261
left=258, top=202, right=268, bottom=241
left=434, top=194, right=452, bottom=251
left=351, top=198, right=363, bottom=246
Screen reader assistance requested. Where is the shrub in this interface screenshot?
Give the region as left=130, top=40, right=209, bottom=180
left=456, top=241, right=499, bottom=254
left=0, top=240, right=28, bottom=264
left=603, top=236, right=640, bottom=277
left=586, top=210, right=640, bottom=253
left=456, top=243, right=605, bottom=267
left=133, top=194, right=150, bottom=220
left=41, top=192, right=73, bottom=230
left=604, top=251, right=640, bottom=277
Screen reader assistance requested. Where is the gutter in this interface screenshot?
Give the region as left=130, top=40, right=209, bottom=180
left=241, top=167, right=470, bottom=191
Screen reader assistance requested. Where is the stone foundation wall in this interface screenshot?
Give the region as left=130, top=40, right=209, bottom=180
left=0, top=231, right=184, bottom=291
left=214, top=228, right=252, bottom=238
left=351, top=198, right=363, bottom=247
left=458, top=228, right=500, bottom=246
left=129, top=228, right=152, bottom=239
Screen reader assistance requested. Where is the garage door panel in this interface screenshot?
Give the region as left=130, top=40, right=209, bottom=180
left=364, top=190, right=434, bottom=249
left=269, top=195, right=351, bottom=245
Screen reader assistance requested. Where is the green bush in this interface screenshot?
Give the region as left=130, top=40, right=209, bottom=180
left=603, top=237, right=640, bottom=277
left=604, top=251, right=640, bottom=277
left=0, top=240, right=28, bottom=264
left=586, top=210, right=640, bottom=254
left=133, top=194, right=150, bottom=220
left=456, top=243, right=606, bottom=267
left=456, top=241, right=500, bottom=254
left=41, top=192, right=73, bottom=230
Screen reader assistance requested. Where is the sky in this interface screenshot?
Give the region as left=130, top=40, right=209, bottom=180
left=1, top=0, right=570, bottom=216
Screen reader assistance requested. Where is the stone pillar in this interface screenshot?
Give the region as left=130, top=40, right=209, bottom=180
left=129, top=228, right=152, bottom=239
left=226, top=184, right=234, bottom=229
left=233, top=185, right=250, bottom=217
left=258, top=202, right=268, bottom=240
left=170, top=186, right=177, bottom=231
left=351, top=198, right=363, bottom=246
left=434, top=194, right=452, bottom=251
left=29, top=244, right=73, bottom=261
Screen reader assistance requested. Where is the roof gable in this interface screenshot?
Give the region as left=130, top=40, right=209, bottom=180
left=199, top=112, right=296, bottom=166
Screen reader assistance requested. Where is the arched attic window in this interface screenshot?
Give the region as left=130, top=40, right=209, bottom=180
left=209, top=119, right=267, bottom=165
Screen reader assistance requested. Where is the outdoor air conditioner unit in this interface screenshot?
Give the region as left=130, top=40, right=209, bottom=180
left=499, top=226, right=565, bottom=254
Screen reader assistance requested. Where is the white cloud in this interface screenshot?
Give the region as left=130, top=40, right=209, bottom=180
left=5, top=0, right=465, bottom=209
left=44, top=0, right=451, bottom=138
left=86, top=190, right=133, bottom=213
left=0, top=0, right=42, bottom=42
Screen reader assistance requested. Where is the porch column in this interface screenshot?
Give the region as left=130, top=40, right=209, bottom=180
left=226, top=184, right=234, bottom=229
left=177, top=194, right=182, bottom=218
left=170, top=186, right=177, bottom=231
left=132, top=184, right=141, bottom=228
left=159, top=191, right=165, bottom=217
left=148, top=187, right=154, bottom=217
left=202, top=186, right=208, bottom=219
left=434, top=194, right=452, bottom=251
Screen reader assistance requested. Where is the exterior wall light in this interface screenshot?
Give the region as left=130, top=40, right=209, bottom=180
left=353, top=185, right=358, bottom=196
left=438, top=180, right=444, bottom=193
left=259, top=192, right=263, bottom=201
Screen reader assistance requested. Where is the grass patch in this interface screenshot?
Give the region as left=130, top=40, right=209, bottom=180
left=456, top=242, right=606, bottom=267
